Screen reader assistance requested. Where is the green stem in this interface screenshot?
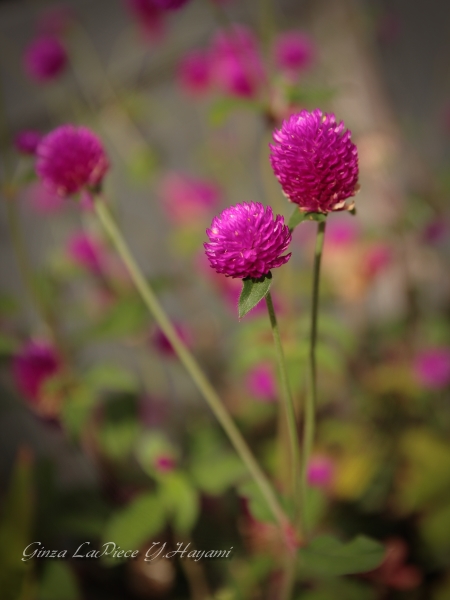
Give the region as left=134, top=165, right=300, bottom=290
left=301, top=219, right=326, bottom=537
left=94, top=196, right=288, bottom=532
left=265, top=291, right=300, bottom=522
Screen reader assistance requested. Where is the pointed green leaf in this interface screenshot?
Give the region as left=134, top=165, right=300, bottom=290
left=238, top=275, right=272, bottom=319
left=102, top=492, right=165, bottom=564
left=298, top=535, right=385, bottom=576
left=39, top=562, right=80, bottom=600
left=160, top=473, right=199, bottom=535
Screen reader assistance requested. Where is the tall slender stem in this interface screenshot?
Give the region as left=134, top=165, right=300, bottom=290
left=265, top=291, right=300, bottom=521
left=301, top=219, right=326, bottom=537
left=94, top=196, right=288, bottom=532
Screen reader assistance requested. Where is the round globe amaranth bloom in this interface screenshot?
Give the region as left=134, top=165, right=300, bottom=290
left=307, top=455, right=334, bottom=489
left=210, top=25, right=265, bottom=99
left=204, top=202, right=292, bottom=279
left=273, top=31, right=315, bottom=78
left=14, top=130, right=43, bottom=155
left=270, top=109, right=359, bottom=214
left=12, top=340, right=60, bottom=403
left=413, top=348, right=450, bottom=390
left=36, top=124, right=109, bottom=196
left=23, top=36, right=67, bottom=83
left=177, top=49, right=211, bottom=96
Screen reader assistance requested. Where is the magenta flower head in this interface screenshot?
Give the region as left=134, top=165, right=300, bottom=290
left=23, top=36, right=67, bottom=83
left=204, top=202, right=292, bottom=279
left=12, top=340, right=60, bottom=404
left=14, top=130, right=43, bottom=155
left=307, top=455, right=334, bottom=489
left=270, top=109, right=359, bottom=214
left=210, top=25, right=265, bottom=99
left=36, top=125, right=109, bottom=197
left=177, top=50, right=211, bottom=96
left=273, top=31, right=315, bottom=78
left=413, top=348, right=450, bottom=390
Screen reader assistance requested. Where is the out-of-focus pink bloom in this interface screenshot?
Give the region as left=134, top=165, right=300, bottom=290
left=159, top=172, right=220, bottom=225
left=154, top=455, right=176, bottom=472
left=210, top=25, right=265, bottom=99
left=177, top=49, right=211, bottom=96
left=245, top=363, right=277, bottom=402
left=364, top=243, right=392, bottom=278
left=422, top=218, right=448, bottom=245
left=413, top=348, right=450, bottom=390
left=37, top=5, right=74, bottom=35
left=152, top=323, right=191, bottom=356
left=23, top=36, right=67, bottom=83
left=325, top=219, right=360, bottom=249
left=24, top=182, right=66, bottom=214
left=36, top=125, right=109, bottom=196
left=13, top=340, right=60, bottom=404
left=124, top=0, right=165, bottom=42
left=66, top=232, right=105, bottom=274
left=273, top=31, right=315, bottom=79
left=366, top=538, right=422, bottom=591
left=307, top=455, right=334, bottom=488
left=14, top=130, right=42, bottom=155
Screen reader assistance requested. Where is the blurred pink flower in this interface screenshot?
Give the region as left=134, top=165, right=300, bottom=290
left=413, top=348, right=450, bottom=390
left=14, top=130, right=43, bottom=155
left=24, top=182, right=66, bottom=214
left=23, top=36, right=67, bottom=83
left=37, top=5, right=74, bottom=35
left=177, top=49, right=211, bottom=96
left=152, top=323, right=191, bottom=356
left=66, top=232, right=105, bottom=274
left=273, top=31, right=315, bottom=79
left=307, top=455, right=334, bottom=488
left=159, top=172, right=220, bottom=225
left=210, top=25, right=265, bottom=99
left=422, top=218, right=448, bottom=245
left=324, top=218, right=360, bottom=249
left=36, top=125, right=109, bottom=197
left=245, top=363, right=277, bottom=402
left=364, top=243, right=392, bottom=278
left=13, top=340, right=60, bottom=403
left=124, top=0, right=165, bottom=42
left=154, top=455, right=176, bottom=472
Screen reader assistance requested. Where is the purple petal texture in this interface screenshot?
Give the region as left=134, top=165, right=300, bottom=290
left=204, top=201, right=292, bottom=279
left=270, top=109, right=359, bottom=214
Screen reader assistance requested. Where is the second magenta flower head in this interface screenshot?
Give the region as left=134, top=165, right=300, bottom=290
left=204, top=202, right=291, bottom=279
left=270, top=109, right=359, bottom=214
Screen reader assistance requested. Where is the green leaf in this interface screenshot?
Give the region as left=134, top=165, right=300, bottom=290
left=191, top=453, right=246, bottom=495
left=298, top=535, right=385, bottom=576
left=102, top=492, right=165, bottom=564
left=85, top=364, right=138, bottom=394
left=39, top=562, right=80, bottom=600
left=298, top=579, right=376, bottom=600
left=238, top=481, right=275, bottom=524
left=160, top=473, right=199, bottom=535
left=80, top=295, right=149, bottom=341
left=238, top=275, right=272, bottom=319
left=288, top=207, right=308, bottom=232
